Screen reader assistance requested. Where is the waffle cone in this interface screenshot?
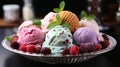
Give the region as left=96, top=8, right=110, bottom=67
left=59, top=11, right=81, bottom=32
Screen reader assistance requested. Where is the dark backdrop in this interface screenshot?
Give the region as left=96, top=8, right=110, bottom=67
left=0, top=0, right=118, bottom=19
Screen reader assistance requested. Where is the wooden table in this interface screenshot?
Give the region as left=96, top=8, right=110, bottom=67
left=0, top=18, right=23, bottom=27
left=0, top=18, right=118, bottom=28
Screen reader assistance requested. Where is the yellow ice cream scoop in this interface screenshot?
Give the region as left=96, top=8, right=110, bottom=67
left=59, top=10, right=81, bottom=32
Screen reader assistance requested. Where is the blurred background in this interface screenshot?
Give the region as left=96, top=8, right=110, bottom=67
left=0, top=0, right=120, bottom=67
left=0, top=0, right=119, bottom=29
left=0, top=0, right=119, bottom=27
left=0, top=0, right=118, bottom=20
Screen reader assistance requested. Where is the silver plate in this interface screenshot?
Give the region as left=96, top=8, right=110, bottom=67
left=1, top=34, right=117, bottom=64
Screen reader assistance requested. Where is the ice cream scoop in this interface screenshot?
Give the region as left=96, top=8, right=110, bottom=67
left=17, top=21, right=33, bottom=35
left=18, top=26, right=45, bottom=45
left=59, top=11, right=81, bottom=32
left=41, top=12, right=56, bottom=31
left=80, top=19, right=104, bottom=41
left=43, top=12, right=56, bottom=22
left=73, top=27, right=98, bottom=45
left=42, top=25, right=73, bottom=54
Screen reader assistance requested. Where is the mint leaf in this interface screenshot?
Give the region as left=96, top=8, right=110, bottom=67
left=59, top=1, right=65, bottom=11
left=61, top=22, right=70, bottom=28
left=81, top=10, right=87, bottom=17
left=87, top=14, right=96, bottom=20
left=81, top=17, right=87, bottom=20
left=81, top=10, right=96, bottom=20
left=5, top=36, right=13, bottom=42
left=87, top=16, right=94, bottom=20
left=47, top=14, right=62, bottom=29
left=56, top=13, right=61, bottom=23
left=47, top=21, right=60, bottom=29
left=53, top=1, right=65, bottom=13
left=53, top=8, right=61, bottom=13
left=32, top=20, right=41, bottom=26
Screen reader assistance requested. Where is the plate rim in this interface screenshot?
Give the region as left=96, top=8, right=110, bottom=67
left=1, top=34, right=117, bottom=58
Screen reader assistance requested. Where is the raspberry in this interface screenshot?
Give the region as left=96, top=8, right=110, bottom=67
left=102, top=34, right=110, bottom=48
left=69, top=45, right=79, bottom=55
left=95, top=44, right=102, bottom=51
left=102, top=34, right=109, bottom=40
left=10, top=41, right=20, bottom=49
left=79, top=45, right=88, bottom=53
left=99, top=41, right=105, bottom=49
left=35, top=45, right=42, bottom=53
left=79, top=43, right=96, bottom=53
left=100, top=40, right=110, bottom=49
left=61, top=48, right=70, bottom=55
left=12, top=35, right=18, bottom=42
left=87, top=44, right=96, bottom=52
left=41, top=47, right=51, bottom=55
left=26, top=45, right=35, bottom=53
left=104, top=40, right=110, bottom=47
left=19, top=44, right=27, bottom=52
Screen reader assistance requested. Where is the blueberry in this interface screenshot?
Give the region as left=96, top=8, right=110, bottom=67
left=41, top=47, right=51, bottom=55
left=10, top=41, right=20, bottom=49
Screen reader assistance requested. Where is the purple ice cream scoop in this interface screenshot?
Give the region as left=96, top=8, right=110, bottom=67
left=73, top=27, right=98, bottom=45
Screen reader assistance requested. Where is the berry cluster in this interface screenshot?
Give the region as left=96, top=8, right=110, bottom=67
left=61, top=34, right=110, bottom=55
left=9, top=34, right=110, bottom=56
left=61, top=43, right=102, bottom=55
left=10, top=36, right=51, bottom=55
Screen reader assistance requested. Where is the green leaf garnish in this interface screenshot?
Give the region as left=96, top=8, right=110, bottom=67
left=53, top=8, right=61, bottom=13
left=61, top=22, right=70, bottom=28
left=47, top=21, right=60, bottom=29
left=81, top=10, right=87, bottom=17
left=5, top=36, right=13, bottom=42
left=47, top=13, right=61, bottom=29
left=56, top=13, right=61, bottom=22
left=81, top=10, right=96, bottom=20
left=32, top=20, right=41, bottom=26
left=87, top=14, right=96, bottom=20
left=59, top=1, right=65, bottom=10
left=81, top=17, right=87, bottom=20
left=53, top=1, right=65, bottom=13
left=47, top=13, right=70, bottom=29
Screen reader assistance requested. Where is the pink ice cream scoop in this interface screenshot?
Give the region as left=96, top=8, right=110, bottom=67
left=73, top=27, right=98, bottom=45
left=18, top=26, right=45, bottom=45
left=41, top=12, right=56, bottom=31
left=43, top=12, right=56, bottom=22
left=18, top=21, right=33, bottom=33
